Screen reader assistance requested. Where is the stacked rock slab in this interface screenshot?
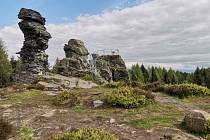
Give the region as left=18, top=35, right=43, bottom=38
left=92, top=54, right=129, bottom=82
left=58, top=39, right=89, bottom=77
left=17, top=8, right=51, bottom=78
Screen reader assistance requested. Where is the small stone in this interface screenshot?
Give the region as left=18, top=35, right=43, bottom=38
left=146, top=129, right=153, bottom=133
left=131, top=131, right=136, bottom=134
left=93, top=100, right=104, bottom=108
left=117, top=124, right=126, bottom=127
left=109, top=118, right=116, bottom=124
left=8, top=138, right=16, bottom=140
left=59, top=109, right=68, bottom=113
left=80, top=118, right=92, bottom=123
left=3, top=109, right=13, bottom=117
left=0, top=104, right=12, bottom=108
left=41, top=109, right=57, bottom=118
left=3, top=109, right=13, bottom=113
left=44, top=91, right=58, bottom=96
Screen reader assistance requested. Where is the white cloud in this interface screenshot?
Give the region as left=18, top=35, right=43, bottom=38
left=61, top=17, right=69, bottom=22
left=1, top=0, right=210, bottom=71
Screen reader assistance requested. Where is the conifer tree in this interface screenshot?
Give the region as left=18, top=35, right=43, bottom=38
left=163, top=68, right=169, bottom=84
left=52, top=57, right=61, bottom=74
left=0, top=39, right=12, bottom=87
left=167, top=68, right=178, bottom=84
left=141, top=64, right=149, bottom=83
left=205, top=68, right=210, bottom=88
left=129, top=64, right=145, bottom=83
left=150, top=66, right=161, bottom=83
left=193, top=67, right=202, bottom=85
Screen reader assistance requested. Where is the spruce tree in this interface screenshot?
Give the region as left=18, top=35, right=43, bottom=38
left=193, top=67, right=202, bottom=85
left=150, top=66, right=161, bottom=83
left=141, top=64, right=149, bottom=83
left=52, top=57, right=61, bottom=74
left=167, top=68, right=178, bottom=84
left=129, top=64, right=145, bottom=83
left=163, top=68, right=169, bottom=84
left=205, top=68, right=210, bottom=88
left=0, top=39, right=12, bottom=87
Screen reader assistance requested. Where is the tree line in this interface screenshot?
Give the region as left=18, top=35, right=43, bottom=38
left=129, top=64, right=210, bottom=88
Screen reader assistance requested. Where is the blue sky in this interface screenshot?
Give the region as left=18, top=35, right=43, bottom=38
left=0, top=0, right=210, bottom=71
left=0, top=0, right=140, bottom=27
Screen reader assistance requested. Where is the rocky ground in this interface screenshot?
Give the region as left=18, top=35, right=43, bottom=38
left=0, top=87, right=209, bottom=140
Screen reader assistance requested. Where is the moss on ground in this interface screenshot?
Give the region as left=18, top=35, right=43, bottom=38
left=0, top=90, right=51, bottom=105
left=122, top=103, right=185, bottom=129
left=9, top=90, right=41, bottom=102
left=127, top=116, right=176, bottom=129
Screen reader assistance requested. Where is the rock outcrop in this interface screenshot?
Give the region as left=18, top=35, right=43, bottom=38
left=34, top=73, right=97, bottom=91
left=56, top=39, right=89, bottom=77
left=183, top=110, right=210, bottom=133
left=17, top=8, right=51, bottom=75
left=92, top=54, right=129, bottom=82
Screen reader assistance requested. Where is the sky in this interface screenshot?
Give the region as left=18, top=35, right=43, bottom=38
left=0, top=0, right=210, bottom=72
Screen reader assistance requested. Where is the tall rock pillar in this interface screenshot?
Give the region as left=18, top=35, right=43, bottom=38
left=17, top=8, right=51, bottom=75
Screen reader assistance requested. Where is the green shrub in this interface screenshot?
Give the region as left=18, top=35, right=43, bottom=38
left=143, top=81, right=164, bottom=92
left=133, top=88, right=155, bottom=101
left=54, top=91, right=79, bottom=107
left=113, top=86, right=133, bottom=94
left=163, top=84, right=210, bottom=98
left=207, top=134, right=210, bottom=140
left=205, top=119, right=210, bottom=134
left=130, top=81, right=144, bottom=88
left=54, top=128, right=119, bottom=140
left=104, top=87, right=148, bottom=108
left=20, top=123, right=34, bottom=140
left=0, top=118, right=12, bottom=140
left=80, top=73, right=93, bottom=81
left=105, top=81, right=128, bottom=88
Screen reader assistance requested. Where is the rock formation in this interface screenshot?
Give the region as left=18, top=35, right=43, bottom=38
left=17, top=8, right=51, bottom=75
left=56, top=39, right=89, bottom=77
left=92, top=54, right=129, bottom=82
left=34, top=73, right=97, bottom=91
left=183, top=110, right=210, bottom=133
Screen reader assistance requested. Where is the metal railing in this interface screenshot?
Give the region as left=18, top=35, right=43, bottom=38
left=96, top=49, right=119, bottom=56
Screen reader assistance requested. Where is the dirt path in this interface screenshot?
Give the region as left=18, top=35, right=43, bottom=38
left=154, top=92, right=200, bottom=112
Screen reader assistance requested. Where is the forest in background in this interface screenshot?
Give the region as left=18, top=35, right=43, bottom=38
left=129, top=64, right=210, bottom=88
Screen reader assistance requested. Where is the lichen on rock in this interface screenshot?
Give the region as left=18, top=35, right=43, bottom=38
left=56, top=39, right=90, bottom=77
left=92, top=54, right=129, bottom=82
left=183, top=110, right=210, bottom=133
left=15, top=8, right=51, bottom=83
